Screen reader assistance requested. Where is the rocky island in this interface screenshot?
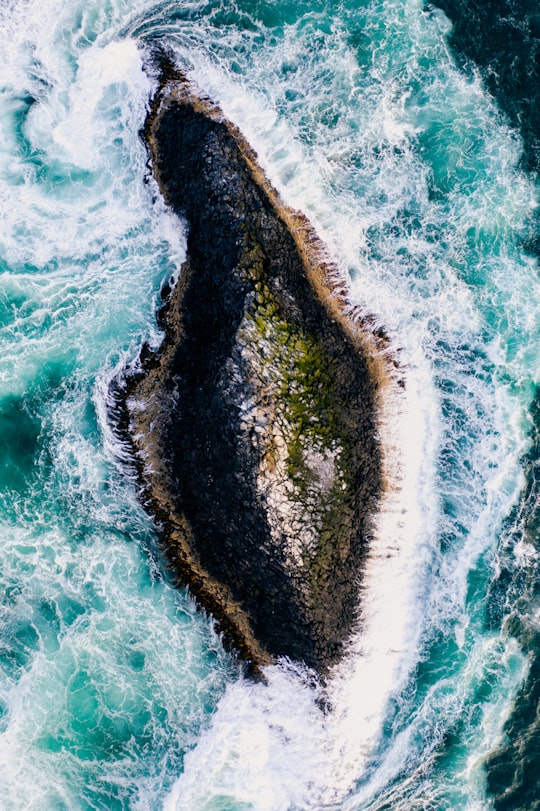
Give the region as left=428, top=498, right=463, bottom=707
left=112, top=58, right=395, bottom=676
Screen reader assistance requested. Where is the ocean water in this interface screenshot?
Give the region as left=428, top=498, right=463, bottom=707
left=0, top=0, right=539, bottom=809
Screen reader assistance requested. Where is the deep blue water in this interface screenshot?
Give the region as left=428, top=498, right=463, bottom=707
left=0, top=1, right=539, bottom=808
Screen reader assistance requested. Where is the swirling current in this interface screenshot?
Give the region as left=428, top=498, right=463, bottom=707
left=0, top=0, right=539, bottom=809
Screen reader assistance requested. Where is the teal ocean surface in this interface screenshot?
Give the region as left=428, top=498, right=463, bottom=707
left=0, top=0, right=539, bottom=808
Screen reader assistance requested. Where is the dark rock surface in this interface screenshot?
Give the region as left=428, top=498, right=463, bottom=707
left=113, top=63, right=388, bottom=675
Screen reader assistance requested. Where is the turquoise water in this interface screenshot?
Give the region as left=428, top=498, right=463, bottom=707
left=0, top=0, right=539, bottom=808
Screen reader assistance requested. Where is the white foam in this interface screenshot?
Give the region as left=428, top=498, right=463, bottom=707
left=164, top=667, right=330, bottom=811
left=49, top=39, right=150, bottom=169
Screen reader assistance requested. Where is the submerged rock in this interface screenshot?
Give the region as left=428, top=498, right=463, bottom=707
left=113, top=61, right=392, bottom=675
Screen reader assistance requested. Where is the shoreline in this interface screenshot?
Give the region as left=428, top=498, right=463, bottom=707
left=111, top=59, right=403, bottom=676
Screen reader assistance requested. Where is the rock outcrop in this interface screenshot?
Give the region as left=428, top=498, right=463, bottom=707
left=113, top=60, right=391, bottom=675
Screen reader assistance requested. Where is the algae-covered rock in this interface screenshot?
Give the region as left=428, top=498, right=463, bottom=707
left=113, top=59, right=388, bottom=674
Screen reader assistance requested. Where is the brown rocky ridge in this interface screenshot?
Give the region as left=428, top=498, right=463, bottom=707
left=111, top=56, right=398, bottom=677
